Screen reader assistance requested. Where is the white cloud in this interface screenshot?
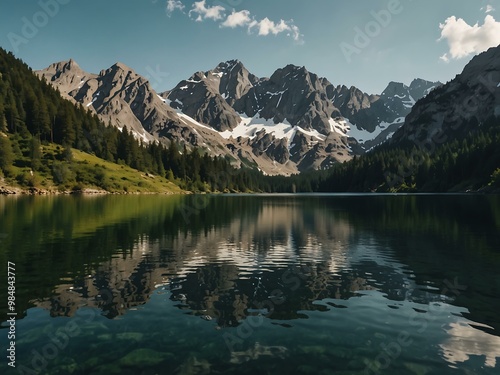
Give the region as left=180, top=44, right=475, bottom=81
left=253, top=18, right=289, bottom=36
left=166, top=0, right=184, bottom=17
left=439, top=15, right=500, bottom=61
left=189, top=0, right=225, bottom=22
left=439, top=53, right=449, bottom=63
left=250, top=18, right=303, bottom=43
left=172, top=1, right=303, bottom=43
left=221, top=12, right=303, bottom=43
left=481, top=4, right=495, bottom=14
left=221, top=10, right=252, bottom=28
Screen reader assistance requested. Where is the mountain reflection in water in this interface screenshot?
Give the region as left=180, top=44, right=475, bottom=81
left=0, top=194, right=499, bottom=374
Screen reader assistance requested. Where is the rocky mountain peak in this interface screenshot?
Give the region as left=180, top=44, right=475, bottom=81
left=102, top=62, right=140, bottom=79
left=96, top=63, right=153, bottom=99
left=209, top=60, right=258, bottom=106
left=380, top=79, right=442, bottom=119
left=381, top=81, right=409, bottom=97
left=408, top=78, right=442, bottom=99
left=409, top=78, right=429, bottom=87
left=461, top=45, right=500, bottom=78
left=214, top=59, right=244, bottom=73
left=189, top=71, right=207, bottom=82
left=166, top=65, right=242, bottom=132
left=331, top=85, right=375, bottom=114
left=54, top=58, right=80, bottom=71
left=269, top=64, right=313, bottom=85
left=36, top=59, right=97, bottom=101
left=42, top=59, right=85, bottom=79
left=60, top=58, right=80, bottom=71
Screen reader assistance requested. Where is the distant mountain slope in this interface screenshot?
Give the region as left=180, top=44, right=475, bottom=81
left=331, top=78, right=441, bottom=152
left=319, top=45, right=500, bottom=193
left=391, top=46, right=500, bottom=146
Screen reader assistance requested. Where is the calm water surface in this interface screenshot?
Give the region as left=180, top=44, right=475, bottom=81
left=0, top=194, right=499, bottom=374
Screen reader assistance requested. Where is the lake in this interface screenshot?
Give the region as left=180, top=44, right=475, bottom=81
left=1, top=194, right=499, bottom=374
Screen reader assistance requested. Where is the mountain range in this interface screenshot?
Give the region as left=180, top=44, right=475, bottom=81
left=1, top=44, right=499, bottom=194
left=37, top=60, right=440, bottom=175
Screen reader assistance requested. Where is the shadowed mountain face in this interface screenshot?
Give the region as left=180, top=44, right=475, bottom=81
left=391, top=45, right=500, bottom=147
left=330, top=78, right=441, bottom=152
left=37, top=59, right=440, bottom=174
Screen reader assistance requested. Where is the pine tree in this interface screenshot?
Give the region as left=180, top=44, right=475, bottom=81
left=30, top=137, right=42, bottom=171
left=0, top=100, right=7, bottom=132
left=0, top=134, right=14, bottom=174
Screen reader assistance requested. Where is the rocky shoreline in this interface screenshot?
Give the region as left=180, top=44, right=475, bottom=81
left=0, top=185, right=183, bottom=196
left=0, top=185, right=108, bottom=195
left=0, top=186, right=19, bottom=195
left=1, top=183, right=496, bottom=196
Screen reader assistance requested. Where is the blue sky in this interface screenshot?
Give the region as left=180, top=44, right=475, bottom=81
left=1, top=0, right=499, bottom=94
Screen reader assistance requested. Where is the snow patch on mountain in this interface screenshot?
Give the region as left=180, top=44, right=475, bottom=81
left=220, top=113, right=326, bottom=146
left=220, top=114, right=291, bottom=140
left=424, top=86, right=438, bottom=95
left=177, top=112, right=215, bottom=132
left=86, top=91, right=100, bottom=108
left=329, top=118, right=350, bottom=135
left=347, top=117, right=404, bottom=143
left=158, top=95, right=182, bottom=108
left=157, top=94, right=213, bottom=132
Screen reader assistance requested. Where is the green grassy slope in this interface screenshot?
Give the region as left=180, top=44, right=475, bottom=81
left=0, top=134, right=184, bottom=194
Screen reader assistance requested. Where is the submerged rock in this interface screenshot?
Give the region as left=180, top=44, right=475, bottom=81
left=230, top=342, right=288, bottom=364
left=176, top=356, right=212, bottom=375
left=404, top=361, right=432, bottom=375
left=52, top=357, right=78, bottom=374
left=296, top=364, right=317, bottom=374
left=97, top=333, right=112, bottom=341
left=118, top=348, right=173, bottom=367
left=300, top=345, right=327, bottom=355
left=116, top=332, right=144, bottom=341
